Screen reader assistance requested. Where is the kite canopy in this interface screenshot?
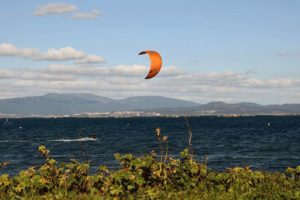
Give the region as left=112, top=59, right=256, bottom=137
left=139, top=50, right=162, bottom=79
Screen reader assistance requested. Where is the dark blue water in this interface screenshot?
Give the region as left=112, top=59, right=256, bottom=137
left=0, top=116, right=300, bottom=174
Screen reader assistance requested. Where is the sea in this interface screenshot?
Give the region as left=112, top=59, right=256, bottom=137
left=0, top=116, right=299, bottom=174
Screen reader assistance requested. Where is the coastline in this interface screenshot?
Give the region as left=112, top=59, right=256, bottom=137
left=1, top=113, right=300, bottom=119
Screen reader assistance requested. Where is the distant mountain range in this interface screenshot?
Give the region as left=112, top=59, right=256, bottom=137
left=149, top=101, right=300, bottom=115
left=0, top=93, right=198, bottom=116
left=0, top=93, right=299, bottom=117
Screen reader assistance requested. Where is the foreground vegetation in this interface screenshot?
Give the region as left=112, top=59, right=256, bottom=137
left=1, top=128, right=300, bottom=199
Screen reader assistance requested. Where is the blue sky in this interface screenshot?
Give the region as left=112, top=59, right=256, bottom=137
left=0, top=1, right=299, bottom=103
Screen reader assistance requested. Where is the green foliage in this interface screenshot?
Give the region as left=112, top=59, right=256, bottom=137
left=286, top=166, right=300, bottom=180
left=0, top=146, right=300, bottom=199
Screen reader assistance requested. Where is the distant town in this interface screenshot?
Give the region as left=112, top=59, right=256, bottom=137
left=1, top=111, right=299, bottom=119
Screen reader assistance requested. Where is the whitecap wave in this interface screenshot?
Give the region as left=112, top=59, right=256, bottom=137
left=49, top=137, right=97, bottom=142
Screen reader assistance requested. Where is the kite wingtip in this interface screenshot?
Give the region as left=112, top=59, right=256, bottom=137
left=139, top=51, right=147, bottom=55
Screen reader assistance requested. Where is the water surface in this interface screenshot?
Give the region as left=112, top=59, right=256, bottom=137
left=0, top=116, right=299, bottom=174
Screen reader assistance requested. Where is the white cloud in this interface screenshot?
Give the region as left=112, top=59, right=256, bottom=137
left=33, top=3, right=100, bottom=20
left=0, top=43, right=40, bottom=58
left=0, top=64, right=299, bottom=104
left=0, top=68, right=74, bottom=81
left=34, top=3, right=78, bottom=16
left=0, top=43, right=104, bottom=64
left=72, top=9, right=101, bottom=19
left=76, top=55, right=105, bottom=64
left=41, top=47, right=85, bottom=61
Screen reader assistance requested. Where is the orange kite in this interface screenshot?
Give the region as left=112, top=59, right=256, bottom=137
left=139, top=50, right=162, bottom=79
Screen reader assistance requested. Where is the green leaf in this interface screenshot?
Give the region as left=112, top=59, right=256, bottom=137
left=114, top=153, right=121, bottom=161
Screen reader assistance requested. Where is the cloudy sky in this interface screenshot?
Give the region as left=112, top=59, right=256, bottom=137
left=0, top=0, right=299, bottom=104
